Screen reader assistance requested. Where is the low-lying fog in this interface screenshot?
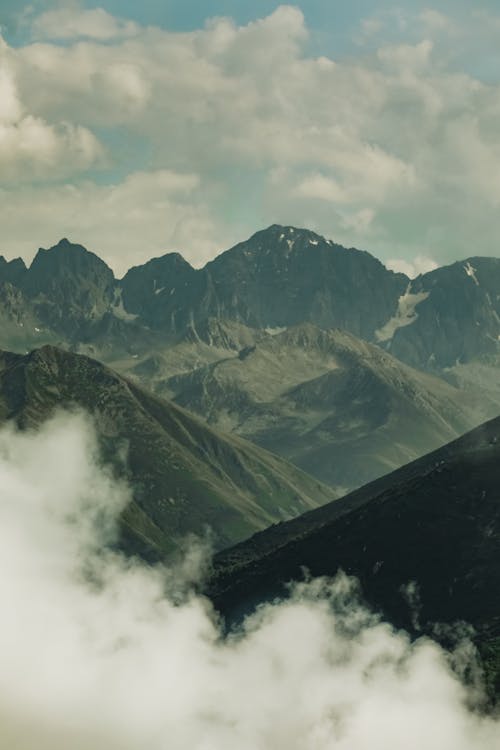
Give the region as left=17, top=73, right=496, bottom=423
left=0, top=413, right=497, bottom=749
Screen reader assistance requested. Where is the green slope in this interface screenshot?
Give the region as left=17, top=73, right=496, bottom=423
left=0, top=346, right=336, bottom=558
left=124, top=321, right=485, bottom=493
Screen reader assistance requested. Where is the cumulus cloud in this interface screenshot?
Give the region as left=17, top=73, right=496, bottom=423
left=0, top=411, right=498, bottom=749
left=0, top=41, right=103, bottom=180
left=419, top=9, right=455, bottom=34
left=386, top=255, right=439, bottom=278
left=31, top=5, right=140, bottom=41
left=1, top=5, right=500, bottom=265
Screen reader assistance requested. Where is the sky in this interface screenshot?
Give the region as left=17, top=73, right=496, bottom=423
left=1, top=1, right=500, bottom=275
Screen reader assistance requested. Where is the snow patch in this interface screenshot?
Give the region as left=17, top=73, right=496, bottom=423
left=265, top=326, right=287, bottom=336
left=375, top=284, right=429, bottom=343
left=309, top=239, right=319, bottom=246
left=464, top=262, right=479, bottom=286
left=112, top=289, right=138, bottom=322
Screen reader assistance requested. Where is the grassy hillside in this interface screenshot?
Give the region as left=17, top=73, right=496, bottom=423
left=0, top=346, right=336, bottom=558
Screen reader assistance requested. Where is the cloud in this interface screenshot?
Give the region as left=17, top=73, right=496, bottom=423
left=31, top=5, right=140, bottom=41
left=419, top=9, right=455, bottom=34
left=0, top=411, right=498, bottom=749
left=386, top=255, right=439, bottom=278
left=0, top=40, right=103, bottom=180
left=0, top=169, right=234, bottom=275
left=0, top=5, right=500, bottom=266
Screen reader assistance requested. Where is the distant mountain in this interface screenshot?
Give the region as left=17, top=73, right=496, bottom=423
left=1, top=228, right=498, bottom=369
left=0, top=228, right=409, bottom=346
left=132, top=320, right=484, bottom=492
left=0, top=229, right=498, bottom=365
left=121, top=251, right=198, bottom=331
left=207, top=415, right=500, bottom=698
left=376, top=258, right=500, bottom=370
left=0, top=255, right=27, bottom=286
left=188, top=225, right=408, bottom=339
left=21, top=238, right=116, bottom=336
left=116, top=225, right=410, bottom=341
left=0, top=346, right=335, bottom=557
left=118, top=228, right=500, bottom=378
left=0, top=229, right=498, bottom=485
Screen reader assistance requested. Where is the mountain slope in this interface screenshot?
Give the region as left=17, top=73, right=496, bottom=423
left=115, top=225, right=408, bottom=339
left=207, top=416, right=500, bottom=697
left=198, top=225, right=408, bottom=338
left=21, top=238, right=117, bottom=337
left=1, top=230, right=498, bottom=381
left=130, top=321, right=485, bottom=492
left=0, top=230, right=498, bottom=444
left=377, top=257, right=500, bottom=370
left=0, top=346, right=336, bottom=558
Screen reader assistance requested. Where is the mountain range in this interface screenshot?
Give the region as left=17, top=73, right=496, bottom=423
left=1, top=225, right=498, bottom=491
left=1, top=226, right=499, bottom=374
left=1, top=225, right=499, bottom=700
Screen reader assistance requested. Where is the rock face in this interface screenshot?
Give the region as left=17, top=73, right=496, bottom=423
left=20, top=239, right=116, bottom=337
left=207, top=415, right=500, bottom=699
left=0, top=256, right=27, bottom=286
left=196, top=226, right=408, bottom=338
left=119, top=226, right=408, bottom=339
left=146, top=322, right=484, bottom=492
left=0, top=227, right=498, bottom=492
left=0, top=228, right=499, bottom=376
left=378, top=258, right=500, bottom=370
left=120, top=252, right=198, bottom=331
left=0, top=227, right=408, bottom=346
left=0, top=346, right=336, bottom=558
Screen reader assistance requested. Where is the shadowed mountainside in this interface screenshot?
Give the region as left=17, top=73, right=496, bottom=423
left=207, top=415, right=500, bottom=698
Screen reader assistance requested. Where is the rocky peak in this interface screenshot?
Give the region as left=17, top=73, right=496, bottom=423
left=120, top=252, right=197, bottom=325
left=201, top=226, right=408, bottom=339
left=19, top=240, right=117, bottom=336
left=384, top=256, right=500, bottom=369
left=0, top=256, right=27, bottom=286
left=25, top=239, right=115, bottom=291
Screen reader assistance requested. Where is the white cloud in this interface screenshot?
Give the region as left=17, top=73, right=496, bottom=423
left=420, top=9, right=454, bottom=33
left=32, top=5, right=140, bottom=41
left=0, top=5, right=499, bottom=266
left=359, top=17, right=384, bottom=39
left=0, top=411, right=498, bottom=749
left=0, top=42, right=103, bottom=180
left=386, top=255, right=439, bottom=278
left=377, top=39, right=434, bottom=71
left=0, top=170, right=233, bottom=275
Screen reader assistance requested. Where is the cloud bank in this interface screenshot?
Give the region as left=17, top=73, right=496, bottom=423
left=0, top=411, right=498, bottom=749
left=1, top=5, right=500, bottom=271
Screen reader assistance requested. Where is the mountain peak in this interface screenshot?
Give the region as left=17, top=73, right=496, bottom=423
left=251, top=224, right=324, bottom=246
left=0, top=256, right=27, bottom=285
left=28, top=239, right=114, bottom=278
